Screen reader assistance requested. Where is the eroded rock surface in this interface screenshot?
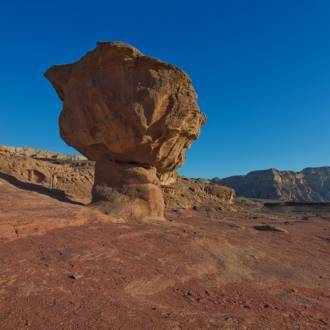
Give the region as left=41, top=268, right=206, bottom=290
left=0, top=145, right=86, bottom=161
left=0, top=146, right=93, bottom=202
left=45, top=42, right=205, bottom=221
left=0, top=146, right=234, bottom=212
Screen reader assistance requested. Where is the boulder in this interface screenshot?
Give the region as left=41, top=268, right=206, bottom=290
left=45, top=42, right=205, bottom=221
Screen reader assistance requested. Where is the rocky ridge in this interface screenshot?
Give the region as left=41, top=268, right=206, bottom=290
left=0, top=145, right=85, bottom=161
left=214, top=167, right=330, bottom=202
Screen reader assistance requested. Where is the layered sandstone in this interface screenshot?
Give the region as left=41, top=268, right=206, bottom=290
left=214, top=167, right=330, bottom=202
left=0, top=145, right=85, bottom=161
left=45, top=42, right=205, bottom=220
left=0, top=145, right=93, bottom=202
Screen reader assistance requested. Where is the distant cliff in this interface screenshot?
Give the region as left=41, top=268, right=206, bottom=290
left=212, top=167, right=330, bottom=202
left=0, top=145, right=86, bottom=161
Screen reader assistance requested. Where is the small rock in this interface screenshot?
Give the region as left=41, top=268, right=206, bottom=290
left=253, top=225, right=288, bottom=234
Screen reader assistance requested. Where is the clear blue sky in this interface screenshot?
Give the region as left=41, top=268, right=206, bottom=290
left=0, top=0, right=329, bottom=178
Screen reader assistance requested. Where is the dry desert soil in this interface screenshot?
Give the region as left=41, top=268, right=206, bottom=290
left=0, top=177, right=330, bottom=329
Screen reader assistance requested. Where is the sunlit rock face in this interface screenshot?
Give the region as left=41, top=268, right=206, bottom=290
left=45, top=41, right=205, bottom=221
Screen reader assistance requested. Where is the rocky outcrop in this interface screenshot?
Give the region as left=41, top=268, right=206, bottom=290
left=213, top=167, right=330, bottom=202
left=0, top=145, right=85, bottom=161
left=0, top=146, right=94, bottom=202
left=163, top=175, right=235, bottom=211
left=0, top=146, right=234, bottom=211
left=45, top=41, right=205, bottom=221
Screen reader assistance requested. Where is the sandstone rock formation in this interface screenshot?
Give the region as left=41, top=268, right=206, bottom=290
left=0, top=145, right=93, bottom=202
left=0, top=145, right=85, bottom=161
left=45, top=42, right=206, bottom=220
left=163, top=175, right=235, bottom=211
left=0, top=145, right=235, bottom=212
left=214, top=167, right=330, bottom=202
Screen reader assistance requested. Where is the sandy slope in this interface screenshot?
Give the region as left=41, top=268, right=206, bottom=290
left=0, top=178, right=329, bottom=329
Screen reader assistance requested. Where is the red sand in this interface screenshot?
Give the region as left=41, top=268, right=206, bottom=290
left=0, top=178, right=329, bottom=329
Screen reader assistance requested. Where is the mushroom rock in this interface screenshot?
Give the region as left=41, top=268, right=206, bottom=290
left=45, top=41, right=206, bottom=221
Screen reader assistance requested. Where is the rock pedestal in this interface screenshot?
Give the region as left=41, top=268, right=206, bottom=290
left=45, top=41, right=205, bottom=221
left=92, top=160, right=164, bottom=220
